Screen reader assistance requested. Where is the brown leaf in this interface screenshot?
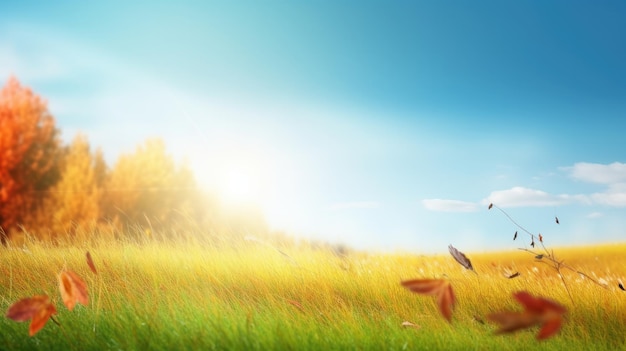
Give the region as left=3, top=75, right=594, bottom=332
left=488, top=203, right=493, bottom=210
left=487, top=291, right=566, bottom=340
left=555, top=216, right=559, bottom=224
left=86, top=251, right=97, bottom=275
left=401, top=279, right=455, bottom=322
left=513, top=231, right=517, bottom=240
left=505, top=272, right=521, bottom=279
left=538, top=234, right=543, bottom=243
left=6, top=295, right=57, bottom=336
left=58, top=270, right=89, bottom=311
left=448, top=245, right=474, bottom=271
left=619, top=282, right=625, bottom=291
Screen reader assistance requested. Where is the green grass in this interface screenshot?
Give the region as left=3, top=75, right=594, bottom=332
left=1, top=239, right=625, bottom=350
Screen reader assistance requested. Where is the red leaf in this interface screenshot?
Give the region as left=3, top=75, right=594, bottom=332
left=401, top=279, right=455, bottom=322
left=487, top=291, right=566, bottom=340
left=86, top=251, right=97, bottom=275
left=6, top=295, right=57, bottom=336
left=537, top=317, right=563, bottom=340
left=58, top=270, right=89, bottom=311
left=514, top=292, right=566, bottom=315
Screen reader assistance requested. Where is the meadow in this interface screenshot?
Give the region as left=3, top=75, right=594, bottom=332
left=0, top=236, right=624, bottom=351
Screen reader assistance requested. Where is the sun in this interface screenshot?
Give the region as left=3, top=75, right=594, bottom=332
left=217, top=164, right=263, bottom=209
left=222, top=169, right=254, bottom=205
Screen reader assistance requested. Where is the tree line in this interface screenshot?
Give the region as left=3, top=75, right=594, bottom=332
left=0, top=77, right=267, bottom=245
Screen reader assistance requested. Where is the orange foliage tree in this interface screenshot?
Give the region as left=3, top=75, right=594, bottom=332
left=0, top=77, right=62, bottom=243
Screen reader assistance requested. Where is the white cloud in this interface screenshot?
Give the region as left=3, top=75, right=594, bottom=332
left=422, top=199, right=479, bottom=212
left=590, top=183, right=626, bottom=207
left=329, top=201, right=380, bottom=210
left=565, top=162, right=626, bottom=184
left=586, top=212, right=604, bottom=219
left=484, top=186, right=589, bottom=207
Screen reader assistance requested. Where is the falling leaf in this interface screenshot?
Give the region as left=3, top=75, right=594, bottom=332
left=6, top=295, right=57, bottom=336
left=401, top=279, right=455, bottom=322
left=448, top=245, right=474, bottom=271
left=555, top=216, right=559, bottom=224
left=86, top=251, right=97, bottom=275
left=401, top=321, right=421, bottom=329
left=488, top=203, right=493, bottom=210
left=513, top=231, right=517, bottom=240
left=538, top=234, right=543, bottom=243
left=487, top=291, right=566, bottom=340
left=619, top=283, right=625, bottom=291
left=58, top=270, right=89, bottom=311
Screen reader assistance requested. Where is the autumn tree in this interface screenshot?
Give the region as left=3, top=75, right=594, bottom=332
left=30, top=134, right=103, bottom=241
left=101, top=138, right=198, bottom=236
left=0, top=77, right=62, bottom=244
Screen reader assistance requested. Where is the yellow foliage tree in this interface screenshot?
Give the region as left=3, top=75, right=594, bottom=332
left=101, top=138, right=197, bottom=236
left=32, top=134, right=102, bottom=241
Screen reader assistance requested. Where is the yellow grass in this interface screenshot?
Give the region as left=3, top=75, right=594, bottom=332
left=1, top=238, right=625, bottom=350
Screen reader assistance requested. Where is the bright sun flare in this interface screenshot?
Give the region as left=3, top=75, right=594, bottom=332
left=218, top=166, right=260, bottom=208
left=223, top=170, right=252, bottom=203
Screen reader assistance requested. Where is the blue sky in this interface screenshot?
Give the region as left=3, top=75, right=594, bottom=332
left=2, top=1, right=626, bottom=253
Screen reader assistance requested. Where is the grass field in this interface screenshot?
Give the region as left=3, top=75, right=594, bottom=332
left=0, top=238, right=624, bottom=350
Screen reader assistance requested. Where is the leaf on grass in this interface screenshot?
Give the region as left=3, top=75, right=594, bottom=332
left=513, top=231, right=517, bottom=240
left=448, top=245, right=474, bottom=271
left=619, top=282, right=625, bottom=291
left=535, top=254, right=544, bottom=260
left=6, top=295, right=57, bottom=336
left=401, top=321, right=421, bottom=329
left=58, top=270, right=89, bottom=311
left=86, top=251, right=97, bottom=275
left=505, top=272, right=521, bottom=279
left=401, top=279, right=455, bottom=322
left=487, top=291, right=566, bottom=340
left=473, top=315, right=485, bottom=324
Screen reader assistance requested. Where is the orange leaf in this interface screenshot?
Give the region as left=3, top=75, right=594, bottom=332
left=86, top=251, right=97, bottom=275
left=487, top=291, right=566, bottom=340
left=6, top=295, right=57, bottom=336
left=58, top=270, right=89, bottom=311
left=401, top=279, right=455, bottom=322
